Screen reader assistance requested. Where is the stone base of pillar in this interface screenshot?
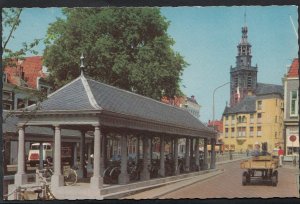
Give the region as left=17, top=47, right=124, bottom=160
left=202, top=164, right=208, bottom=170
left=51, top=174, right=64, bottom=188
left=90, top=176, right=103, bottom=189
left=158, top=169, right=165, bottom=177
left=118, top=173, right=129, bottom=185
left=77, top=167, right=84, bottom=179
left=140, top=169, right=150, bottom=181
left=210, top=164, right=216, bottom=169
left=14, top=173, right=27, bottom=186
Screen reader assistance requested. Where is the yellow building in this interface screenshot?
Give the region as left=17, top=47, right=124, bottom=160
left=221, top=83, right=284, bottom=153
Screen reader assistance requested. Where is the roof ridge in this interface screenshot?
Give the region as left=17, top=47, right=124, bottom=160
left=80, top=75, right=102, bottom=110
left=47, top=76, right=82, bottom=98
left=86, top=77, right=190, bottom=112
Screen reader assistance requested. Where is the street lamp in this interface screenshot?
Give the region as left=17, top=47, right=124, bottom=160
left=212, top=82, right=230, bottom=128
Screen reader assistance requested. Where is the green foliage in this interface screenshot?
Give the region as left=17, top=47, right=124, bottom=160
left=2, top=8, right=41, bottom=67
left=43, top=8, right=187, bottom=100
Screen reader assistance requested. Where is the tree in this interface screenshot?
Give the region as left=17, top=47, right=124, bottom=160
left=43, top=8, right=187, bottom=100
left=2, top=8, right=41, bottom=67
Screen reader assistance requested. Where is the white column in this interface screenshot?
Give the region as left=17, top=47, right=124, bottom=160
left=73, top=143, right=78, bottom=167
left=119, top=135, right=129, bottom=184
left=14, top=125, right=27, bottom=186
left=210, top=138, right=216, bottom=169
left=141, top=137, right=150, bottom=180
left=51, top=125, right=64, bottom=188
left=203, top=138, right=208, bottom=170
left=185, top=138, right=190, bottom=171
left=90, top=125, right=103, bottom=189
left=174, top=137, right=179, bottom=175
left=159, top=135, right=165, bottom=177
left=87, top=143, right=92, bottom=166
left=195, top=138, right=200, bottom=171
left=78, top=131, right=86, bottom=178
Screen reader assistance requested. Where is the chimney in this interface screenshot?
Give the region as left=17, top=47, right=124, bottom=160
left=191, top=95, right=195, bottom=100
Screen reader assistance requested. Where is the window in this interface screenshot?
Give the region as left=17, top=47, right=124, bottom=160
left=231, top=115, right=235, bottom=124
left=17, top=98, right=25, bottom=109
left=257, top=126, right=262, bottom=137
left=257, top=101, right=262, bottom=110
left=242, top=116, right=246, bottom=123
left=290, top=90, right=298, bottom=117
left=250, top=114, right=254, bottom=123
left=257, top=113, right=262, bottom=123
left=231, top=128, right=235, bottom=137
left=247, top=74, right=252, bottom=88
left=225, top=128, right=229, bottom=137
left=250, top=127, right=254, bottom=136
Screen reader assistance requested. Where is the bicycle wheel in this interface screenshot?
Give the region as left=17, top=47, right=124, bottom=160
left=64, top=169, right=77, bottom=186
left=44, top=169, right=52, bottom=183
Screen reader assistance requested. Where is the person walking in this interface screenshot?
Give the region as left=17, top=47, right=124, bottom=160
left=278, top=146, right=284, bottom=167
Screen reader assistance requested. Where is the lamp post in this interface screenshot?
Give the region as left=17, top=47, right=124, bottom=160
left=212, top=82, right=230, bottom=128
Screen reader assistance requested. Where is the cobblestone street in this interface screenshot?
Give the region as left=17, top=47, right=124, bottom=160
left=159, top=161, right=299, bottom=199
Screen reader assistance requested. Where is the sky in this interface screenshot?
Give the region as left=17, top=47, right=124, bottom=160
left=3, top=6, right=298, bottom=123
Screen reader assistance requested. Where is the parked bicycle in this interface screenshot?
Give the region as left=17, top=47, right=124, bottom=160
left=43, top=158, right=77, bottom=186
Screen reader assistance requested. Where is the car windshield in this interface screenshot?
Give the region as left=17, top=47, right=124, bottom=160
left=31, top=145, right=40, bottom=150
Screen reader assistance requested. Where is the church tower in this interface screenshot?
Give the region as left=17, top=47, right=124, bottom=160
left=230, top=21, right=258, bottom=107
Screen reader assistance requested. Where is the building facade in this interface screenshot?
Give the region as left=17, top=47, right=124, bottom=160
left=3, top=56, right=51, bottom=111
left=222, top=24, right=284, bottom=153
left=283, top=58, right=299, bottom=155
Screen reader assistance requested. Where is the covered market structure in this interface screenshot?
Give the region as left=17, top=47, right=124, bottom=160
left=13, top=67, right=217, bottom=192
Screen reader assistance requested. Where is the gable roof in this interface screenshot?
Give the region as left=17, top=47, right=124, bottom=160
left=287, top=58, right=299, bottom=78
left=32, top=74, right=213, bottom=134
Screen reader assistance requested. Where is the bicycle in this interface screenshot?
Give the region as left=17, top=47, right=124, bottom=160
left=44, top=159, right=77, bottom=186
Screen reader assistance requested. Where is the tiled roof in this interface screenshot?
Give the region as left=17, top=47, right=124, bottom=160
left=35, top=75, right=212, bottom=133
left=287, top=58, right=299, bottom=78
left=256, top=83, right=283, bottom=97
left=223, top=95, right=256, bottom=115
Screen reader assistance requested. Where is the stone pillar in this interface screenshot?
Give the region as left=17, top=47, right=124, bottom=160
left=203, top=138, right=208, bottom=170
left=90, top=125, right=103, bottom=189
left=15, top=125, right=27, bottom=186
left=78, top=131, right=86, bottom=178
left=195, top=138, right=200, bottom=171
left=39, top=142, right=44, bottom=170
left=141, top=137, right=150, bottom=180
left=170, top=139, right=173, bottom=155
left=150, top=137, right=153, bottom=162
left=159, top=135, right=165, bottom=177
left=100, top=129, right=106, bottom=177
left=73, top=143, right=78, bottom=168
left=103, top=133, right=108, bottom=171
left=190, top=138, right=194, bottom=166
left=51, top=125, right=64, bottom=187
left=174, top=137, right=179, bottom=175
left=87, top=143, right=92, bottom=167
left=185, top=138, right=190, bottom=171
left=119, top=135, right=129, bottom=184
left=136, top=136, right=140, bottom=163
left=210, top=138, right=216, bottom=169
